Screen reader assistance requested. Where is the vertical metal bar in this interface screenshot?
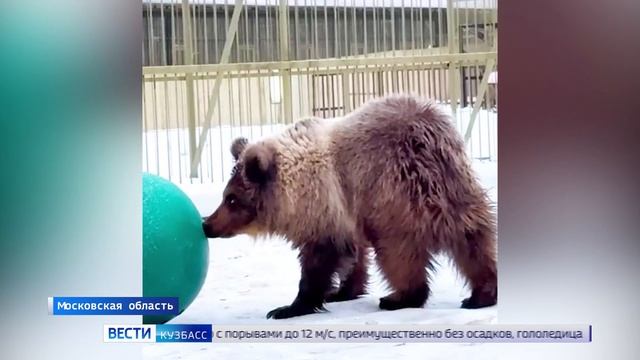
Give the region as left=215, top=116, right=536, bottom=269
left=279, top=0, right=293, bottom=124
left=372, top=0, right=378, bottom=54
left=324, top=0, right=329, bottom=58
left=351, top=61, right=357, bottom=106
left=434, top=67, right=444, bottom=104
left=446, top=0, right=458, bottom=114
left=203, top=0, right=209, bottom=63
left=269, top=69, right=275, bottom=131
left=247, top=81, right=255, bottom=142
left=437, top=67, right=443, bottom=102
left=458, top=0, right=464, bottom=110
left=171, top=54, right=183, bottom=183
left=311, top=72, right=316, bottom=117
left=204, top=73, right=213, bottom=182
left=343, top=0, right=348, bottom=57
left=146, top=3, right=155, bottom=66
left=325, top=72, right=330, bottom=117
left=163, top=75, right=172, bottom=179
left=294, top=0, right=300, bottom=59
left=181, top=0, right=198, bottom=177
left=385, top=66, right=390, bottom=97
left=426, top=67, right=431, bottom=98
left=360, top=68, right=366, bottom=104
left=411, top=67, right=415, bottom=94
left=418, top=0, right=423, bottom=51
left=170, top=2, right=176, bottom=65
left=363, top=65, right=370, bottom=105
left=430, top=67, right=436, bottom=101
left=215, top=73, right=224, bottom=183
left=333, top=1, right=339, bottom=58
left=400, top=0, right=407, bottom=53
left=313, top=1, right=319, bottom=58
left=473, top=0, right=481, bottom=110
left=321, top=73, right=327, bottom=118
left=416, top=67, right=421, bottom=95
left=274, top=1, right=279, bottom=61
left=255, top=0, right=260, bottom=62
left=391, top=0, right=396, bottom=56
left=266, top=0, right=272, bottom=61
left=296, top=69, right=303, bottom=119
left=151, top=78, right=158, bottom=178
left=473, top=0, right=482, bottom=156
left=342, top=67, right=350, bottom=113
left=193, top=0, right=199, bottom=64
left=236, top=66, right=243, bottom=142
left=195, top=0, right=201, bottom=65
left=228, top=68, right=236, bottom=142
left=330, top=73, right=336, bottom=117
left=352, top=0, right=357, bottom=56
left=437, top=1, right=443, bottom=50
left=401, top=0, right=406, bottom=52
left=244, top=0, right=250, bottom=63
left=223, top=0, right=229, bottom=62
left=176, top=74, right=186, bottom=181
left=212, top=0, right=219, bottom=62
left=362, top=3, right=369, bottom=100
left=160, top=0, right=167, bottom=65
left=258, top=70, right=266, bottom=136
left=410, top=0, right=415, bottom=51
left=363, top=1, right=368, bottom=57
left=242, top=4, right=249, bottom=138
left=381, top=0, right=387, bottom=56
left=428, top=0, right=433, bottom=48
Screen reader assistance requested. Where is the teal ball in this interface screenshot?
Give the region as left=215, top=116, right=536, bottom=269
left=142, top=173, right=208, bottom=324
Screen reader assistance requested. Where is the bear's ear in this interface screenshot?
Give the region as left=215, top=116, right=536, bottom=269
left=230, top=137, right=248, bottom=161
left=243, top=144, right=276, bottom=186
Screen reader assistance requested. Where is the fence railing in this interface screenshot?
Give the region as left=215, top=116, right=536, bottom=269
left=142, top=0, right=498, bottom=184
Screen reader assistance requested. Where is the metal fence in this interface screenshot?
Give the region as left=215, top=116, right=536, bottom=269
left=142, top=0, right=498, bottom=184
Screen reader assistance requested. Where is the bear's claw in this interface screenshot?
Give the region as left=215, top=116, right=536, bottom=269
left=266, top=304, right=319, bottom=319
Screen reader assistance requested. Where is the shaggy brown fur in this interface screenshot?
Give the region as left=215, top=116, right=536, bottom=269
left=203, top=94, right=497, bottom=319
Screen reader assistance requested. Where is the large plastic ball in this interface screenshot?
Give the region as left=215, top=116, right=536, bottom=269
left=142, top=173, right=208, bottom=324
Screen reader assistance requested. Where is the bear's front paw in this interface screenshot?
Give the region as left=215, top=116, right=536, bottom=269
left=266, top=304, right=319, bottom=319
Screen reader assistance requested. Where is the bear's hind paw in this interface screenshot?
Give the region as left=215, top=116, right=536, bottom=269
left=326, top=290, right=362, bottom=303
left=460, top=292, right=497, bottom=309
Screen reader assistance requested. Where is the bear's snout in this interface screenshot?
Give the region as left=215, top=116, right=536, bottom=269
left=202, top=219, right=219, bottom=238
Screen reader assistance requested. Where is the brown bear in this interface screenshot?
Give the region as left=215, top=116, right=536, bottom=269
left=202, top=94, right=497, bottom=319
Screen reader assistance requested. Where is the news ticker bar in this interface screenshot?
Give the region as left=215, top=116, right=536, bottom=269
left=49, top=297, right=179, bottom=315
left=104, top=324, right=592, bottom=343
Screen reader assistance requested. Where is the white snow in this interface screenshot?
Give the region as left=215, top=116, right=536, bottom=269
left=143, top=160, right=497, bottom=359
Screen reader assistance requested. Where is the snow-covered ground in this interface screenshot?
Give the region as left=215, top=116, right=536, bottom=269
left=143, top=160, right=497, bottom=360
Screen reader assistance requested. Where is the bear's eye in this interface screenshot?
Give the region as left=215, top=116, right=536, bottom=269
left=226, top=194, right=238, bottom=206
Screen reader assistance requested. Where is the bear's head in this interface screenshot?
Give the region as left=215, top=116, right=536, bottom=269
left=202, top=137, right=276, bottom=238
